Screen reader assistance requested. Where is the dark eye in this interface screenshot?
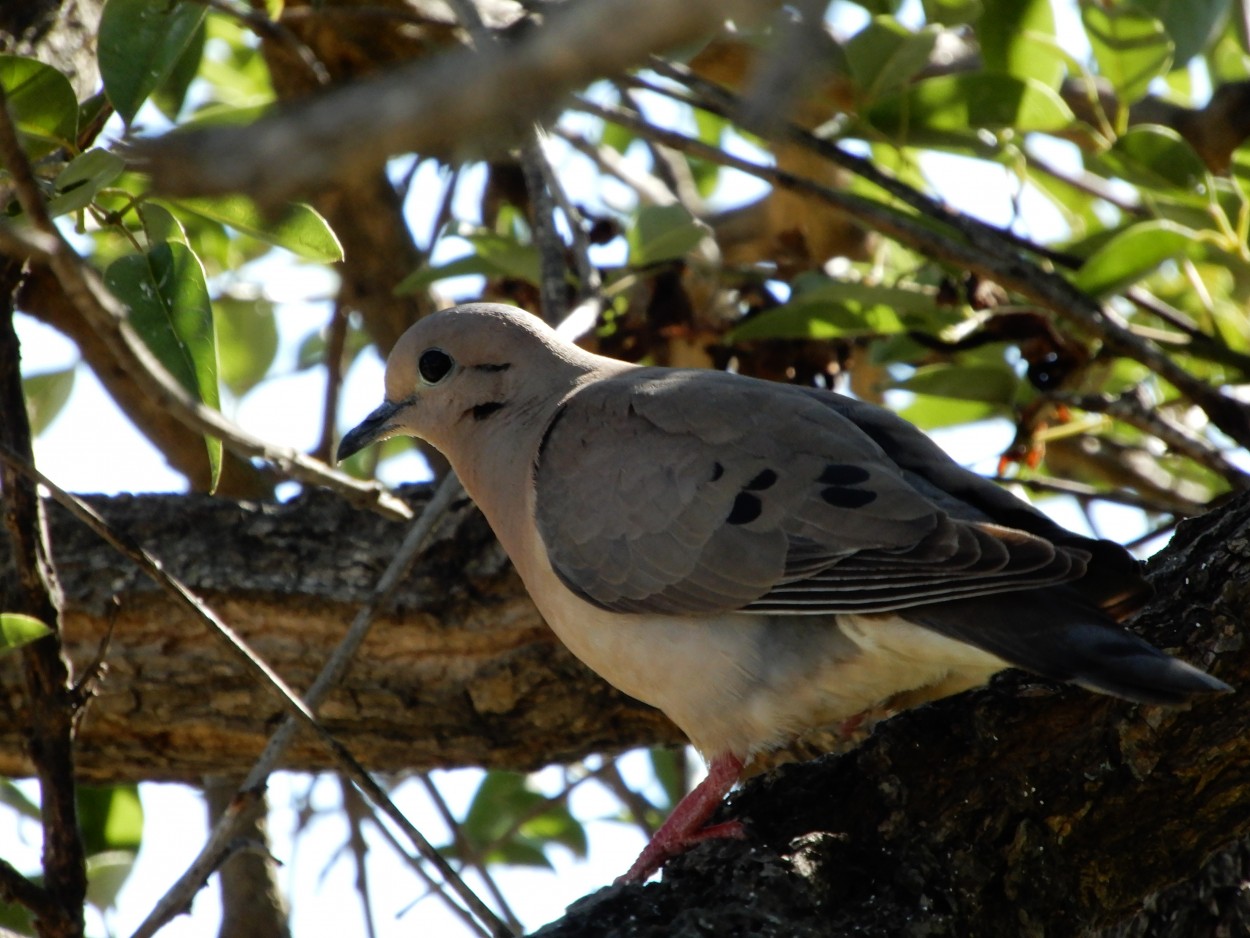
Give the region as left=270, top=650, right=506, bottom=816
left=418, top=348, right=454, bottom=384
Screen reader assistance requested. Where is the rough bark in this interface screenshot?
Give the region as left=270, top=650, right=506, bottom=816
left=0, top=486, right=679, bottom=785
left=535, top=493, right=1250, bottom=937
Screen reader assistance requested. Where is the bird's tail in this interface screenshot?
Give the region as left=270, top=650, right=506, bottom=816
left=907, top=587, right=1230, bottom=705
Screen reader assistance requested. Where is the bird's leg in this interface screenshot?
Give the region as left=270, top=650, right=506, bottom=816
left=617, top=752, right=746, bottom=883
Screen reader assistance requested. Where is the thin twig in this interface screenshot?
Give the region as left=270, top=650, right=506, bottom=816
left=1054, top=390, right=1249, bottom=490
left=990, top=475, right=1196, bottom=516
left=338, top=775, right=380, bottom=938
left=417, top=774, right=523, bottom=934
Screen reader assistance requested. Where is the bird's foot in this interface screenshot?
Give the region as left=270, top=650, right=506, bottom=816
left=616, top=753, right=745, bottom=884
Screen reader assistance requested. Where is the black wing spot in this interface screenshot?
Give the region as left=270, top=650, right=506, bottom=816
left=727, top=491, right=762, bottom=525
left=711, top=461, right=725, bottom=481
left=471, top=401, right=506, bottom=421
left=818, top=464, right=870, bottom=485
left=746, top=468, right=778, bottom=491
left=821, top=486, right=877, bottom=509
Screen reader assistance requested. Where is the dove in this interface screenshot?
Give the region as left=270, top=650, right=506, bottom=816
left=338, top=302, right=1228, bottom=883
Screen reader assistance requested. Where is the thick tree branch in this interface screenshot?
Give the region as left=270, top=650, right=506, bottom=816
left=132, top=0, right=771, bottom=204
left=0, top=486, right=679, bottom=784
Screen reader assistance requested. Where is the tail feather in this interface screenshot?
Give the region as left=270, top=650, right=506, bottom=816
left=907, top=587, right=1230, bottom=705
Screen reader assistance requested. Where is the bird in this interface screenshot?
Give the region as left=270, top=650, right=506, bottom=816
left=337, top=302, right=1228, bottom=883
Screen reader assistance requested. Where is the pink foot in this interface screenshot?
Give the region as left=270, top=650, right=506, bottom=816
left=617, top=753, right=745, bottom=883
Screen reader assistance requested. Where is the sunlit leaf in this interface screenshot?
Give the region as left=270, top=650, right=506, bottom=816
left=215, top=297, right=279, bottom=397
left=0, top=613, right=52, bottom=653
left=627, top=204, right=709, bottom=267
left=1073, top=220, right=1204, bottom=296
left=0, top=55, right=78, bottom=157
left=979, top=0, right=1063, bottom=89
left=868, top=74, right=1074, bottom=139
left=79, top=785, right=144, bottom=854
left=845, top=17, right=941, bottom=102
left=98, top=0, right=207, bottom=125
left=895, top=363, right=1020, bottom=403
left=456, top=771, right=587, bottom=869
left=104, top=242, right=222, bottom=488
left=732, top=300, right=907, bottom=340
left=1098, top=125, right=1208, bottom=192
left=1083, top=5, right=1173, bottom=103
left=161, top=196, right=343, bottom=263
left=152, top=17, right=206, bottom=120
left=46, top=148, right=125, bottom=217
left=23, top=366, right=76, bottom=437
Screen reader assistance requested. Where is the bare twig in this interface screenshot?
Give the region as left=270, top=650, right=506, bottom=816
left=417, top=774, right=523, bottom=934
left=338, top=776, right=379, bottom=938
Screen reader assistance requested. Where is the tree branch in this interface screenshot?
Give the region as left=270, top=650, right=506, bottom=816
left=132, top=0, right=771, bottom=204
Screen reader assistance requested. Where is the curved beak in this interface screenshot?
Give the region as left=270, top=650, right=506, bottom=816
left=337, top=400, right=403, bottom=463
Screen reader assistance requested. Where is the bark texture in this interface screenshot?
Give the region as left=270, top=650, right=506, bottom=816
left=0, top=486, right=679, bottom=785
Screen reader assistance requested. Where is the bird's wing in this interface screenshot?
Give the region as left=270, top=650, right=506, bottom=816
left=533, top=368, right=1087, bottom=616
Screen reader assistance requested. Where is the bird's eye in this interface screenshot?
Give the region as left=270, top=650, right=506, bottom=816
left=418, top=348, right=454, bottom=384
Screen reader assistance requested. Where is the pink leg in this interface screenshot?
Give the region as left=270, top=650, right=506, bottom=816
left=617, top=752, right=746, bottom=883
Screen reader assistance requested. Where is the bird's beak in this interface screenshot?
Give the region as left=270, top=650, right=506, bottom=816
left=337, top=400, right=404, bottom=463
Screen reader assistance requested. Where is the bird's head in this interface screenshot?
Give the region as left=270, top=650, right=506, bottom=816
left=337, top=303, right=597, bottom=464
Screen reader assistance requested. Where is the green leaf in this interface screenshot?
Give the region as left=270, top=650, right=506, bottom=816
left=898, top=394, right=998, bottom=429
left=648, top=748, right=686, bottom=813
left=215, top=297, right=278, bottom=396
left=78, top=786, right=144, bottom=855
left=0, top=613, right=52, bottom=652
left=1136, top=0, right=1230, bottom=67
left=979, top=0, right=1063, bottom=89
left=1073, top=219, right=1204, bottom=296
left=0, top=55, right=78, bottom=158
left=894, top=363, right=1020, bottom=404
left=920, top=0, right=983, bottom=26
left=46, top=148, right=126, bottom=218
left=1083, top=5, right=1174, bottom=103
left=104, top=242, right=222, bottom=488
left=844, top=17, right=941, bottom=102
left=457, top=771, right=587, bottom=869
left=152, top=17, right=206, bottom=120
left=161, top=197, right=343, bottom=263
left=1098, top=124, right=1208, bottom=192
left=137, top=203, right=187, bottom=247
left=98, top=0, right=207, bottom=125
left=627, top=204, right=709, bottom=267
left=732, top=298, right=907, bottom=340
left=23, top=366, right=76, bottom=437
left=867, top=74, right=1074, bottom=139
